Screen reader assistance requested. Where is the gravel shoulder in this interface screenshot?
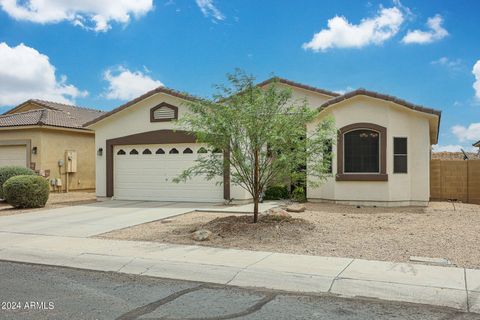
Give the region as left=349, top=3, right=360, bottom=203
left=99, top=201, right=480, bottom=269
left=0, top=191, right=97, bottom=216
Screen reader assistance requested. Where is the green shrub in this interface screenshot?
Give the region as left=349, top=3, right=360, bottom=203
left=291, top=186, right=306, bottom=203
left=3, top=175, right=49, bottom=208
left=0, top=166, right=35, bottom=199
left=264, top=185, right=289, bottom=200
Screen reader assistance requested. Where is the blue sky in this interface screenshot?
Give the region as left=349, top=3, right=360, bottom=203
left=0, top=0, right=479, bottom=151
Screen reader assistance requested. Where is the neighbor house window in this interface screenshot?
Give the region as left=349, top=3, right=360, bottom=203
left=336, top=123, right=387, bottom=181
left=344, top=130, right=379, bottom=173
left=393, top=137, right=407, bottom=173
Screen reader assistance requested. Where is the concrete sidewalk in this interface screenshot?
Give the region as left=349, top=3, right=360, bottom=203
left=0, top=232, right=478, bottom=314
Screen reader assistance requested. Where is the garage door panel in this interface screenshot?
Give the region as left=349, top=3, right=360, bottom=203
left=0, top=145, right=27, bottom=167
left=114, top=144, right=223, bottom=202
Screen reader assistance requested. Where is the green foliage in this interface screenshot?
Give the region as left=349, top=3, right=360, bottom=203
left=175, top=69, right=336, bottom=221
left=264, top=185, right=289, bottom=200
left=3, top=175, right=50, bottom=208
left=0, top=166, right=35, bottom=199
left=291, top=186, right=306, bottom=203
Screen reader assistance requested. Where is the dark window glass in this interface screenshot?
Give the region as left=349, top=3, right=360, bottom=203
left=212, top=148, right=222, bottom=154
left=344, top=130, right=379, bottom=173
left=169, top=148, right=179, bottom=154
left=323, top=140, right=333, bottom=173
left=394, top=137, right=407, bottom=173
left=117, top=149, right=126, bottom=155
left=197, top=147, right=208, bottom=154
left=183, top=148, right=193, bottom=154
left=142, top=149, right=152, bottom=154
left=129, top=149, right=138, bottom=155
left=156, top=148, right=165, bottom=154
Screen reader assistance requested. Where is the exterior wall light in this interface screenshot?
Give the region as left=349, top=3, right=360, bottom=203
left=97, top=148, right=103, bottom=156
left=32, top=146, right=37, bottom=154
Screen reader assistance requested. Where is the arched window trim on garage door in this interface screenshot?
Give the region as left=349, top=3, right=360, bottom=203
left=336, top=123, right=388, bottom=181
left=105, top=129, right=231, bottom=200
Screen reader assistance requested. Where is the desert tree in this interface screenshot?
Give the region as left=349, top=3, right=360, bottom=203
left=175, top=70, right=336, bottom=223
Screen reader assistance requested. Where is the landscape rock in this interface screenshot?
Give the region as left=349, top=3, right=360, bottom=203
left=267, top=208, right=292, bottom=220
left=192, top=229, right=212, bottom=241
left=286, top=204, right=306, bottom=213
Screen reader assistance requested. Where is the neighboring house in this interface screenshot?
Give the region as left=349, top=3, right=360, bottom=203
left=432, top=152, right=479, bottom=160
left=0, top=99, right=104, bottom=191
left=86, top=78, right=441, bottom=206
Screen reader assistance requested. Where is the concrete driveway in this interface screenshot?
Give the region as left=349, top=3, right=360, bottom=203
left=0, top=200, right=278, bottom=238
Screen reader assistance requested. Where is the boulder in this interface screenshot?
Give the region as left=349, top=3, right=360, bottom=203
left=192, top=229, right=212, bottom=241
left=267, top=208, right=292, bottom=220
left=286, top=204, right=306, bottom=213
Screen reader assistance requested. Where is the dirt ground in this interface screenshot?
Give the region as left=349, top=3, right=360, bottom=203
left=0, top=191, right=97, bottom=216
left=99, top=201, right=480, bottom=268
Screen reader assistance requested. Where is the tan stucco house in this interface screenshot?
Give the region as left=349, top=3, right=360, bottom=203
left=86, top=78, right=441, bottom=206
left=0, top=99, right=104, bottom=191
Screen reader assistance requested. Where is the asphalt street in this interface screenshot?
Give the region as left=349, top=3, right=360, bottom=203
left=0, top=261, right=478, bottom=320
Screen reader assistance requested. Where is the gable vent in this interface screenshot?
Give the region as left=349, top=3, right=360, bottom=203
left=153, top=106, right=175, bottom=120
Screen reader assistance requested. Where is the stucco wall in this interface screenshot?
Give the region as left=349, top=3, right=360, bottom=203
left=91, top=93, right=251, bottom=200
left=0, top=127, right=95, bottom=191
left=307, top=96, right=433, bottom=205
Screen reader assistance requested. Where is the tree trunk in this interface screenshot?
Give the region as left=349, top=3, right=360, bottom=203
left=253, top=148, right=260, bottom=223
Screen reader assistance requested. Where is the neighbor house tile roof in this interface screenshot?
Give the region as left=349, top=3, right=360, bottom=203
left=257, top=77, right=341, bottom=98
left=432, top=152, right=480, bottom=160
left=0, top=99, right=105, bottom=130
left=473, top=140, right=480, bottom=147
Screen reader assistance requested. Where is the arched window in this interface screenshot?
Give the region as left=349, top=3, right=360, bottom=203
left=344, top=129, right=379, bottom=173
left=142, top=149, right=152, bottom=155
left=183, top=148, right=193, bottom=154
left=337, top=123, right=387, bottom=181
left=197, top=147, right=208, bottom=154
left=156, top=148, right=165, bottom=154
left=117, top=149, right=126, bottom=155
left=169, top=148, right=179, bottom=154
left=129, top=149, right=139, bottom=155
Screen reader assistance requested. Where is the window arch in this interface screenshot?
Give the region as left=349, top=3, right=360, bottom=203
left=197, top=147, right=208, bottom=154
left=117, top=149, right=126, bottom=155
left=129, top=149, right=139, bottom=155
left=142, top=149, right=152, bottom=155
left=156, top=148, right=165, bottom=154
left=183, top=148, right=193, bottom=154
left=337, top=123, right=387, bottom=181
left=169, top=148, right=179, bottom=154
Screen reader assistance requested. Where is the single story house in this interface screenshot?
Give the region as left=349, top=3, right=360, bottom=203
left=85, top=78, right=441, bottom=206
left=0, top=99, right=104, bottom=191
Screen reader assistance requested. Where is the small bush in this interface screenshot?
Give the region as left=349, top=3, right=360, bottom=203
left=3, top=175, right=50, bottom=208
left=264, top=185, right=289, bottom=200
left=291, top=186, right=306, bottom=203
left=0, top=166, right=35, bottom=199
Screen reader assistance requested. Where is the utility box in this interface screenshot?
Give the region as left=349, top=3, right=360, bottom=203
left=65, top=150, right=77, bottom=173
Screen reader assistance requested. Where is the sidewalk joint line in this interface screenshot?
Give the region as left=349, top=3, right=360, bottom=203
left=328, top=258, right=354, bottom=293
left=225, top=252, right=274, bottom=285
left=117, top=258, right=136, bottom=273
left=464, top=268, right=470, bottom=312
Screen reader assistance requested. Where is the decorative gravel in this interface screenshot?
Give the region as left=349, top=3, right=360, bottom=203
left=99, top=201, right=480, bottom=268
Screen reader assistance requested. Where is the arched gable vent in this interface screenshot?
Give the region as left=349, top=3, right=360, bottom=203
left=150, top=103, right=178, bottom=122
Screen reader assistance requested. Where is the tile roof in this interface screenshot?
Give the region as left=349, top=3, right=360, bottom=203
left=257, top=77, right=340, bottom=98
left=432, top=152, right=479, bottom=160
left=473, top=140, right=480, bottom=147
left=1, top=99, right=104, bottom=130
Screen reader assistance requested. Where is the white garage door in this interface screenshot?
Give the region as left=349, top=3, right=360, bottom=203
left=0, top=145, right=27, bottom=167
left=114, top=144, right=224, bottom=202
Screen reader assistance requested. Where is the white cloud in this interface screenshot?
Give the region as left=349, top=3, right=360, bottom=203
left=452, top=123, right=480, bottom=142
left=103, top=66, right=164, bottom=101
left=473, top=60, right=480, bottom=99
left=302, top=6, right=404, bottom=52
left=431, top=57, right=462, bottom=70
left=432, top=144, right=476, bottom=152
left=0, top=0, right=153, bottom=32
left=334, top=86, right=354, bottom=95
left=195, top=0, right=224, bottom=21
left=402, top=14, right=448, bottom=44
left=0, top=42, right=86, bottom=107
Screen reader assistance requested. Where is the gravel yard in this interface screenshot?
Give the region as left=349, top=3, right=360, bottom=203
left=0, top=191, right=97, bottom=216
left=99, top=201, right=480, bottom=268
